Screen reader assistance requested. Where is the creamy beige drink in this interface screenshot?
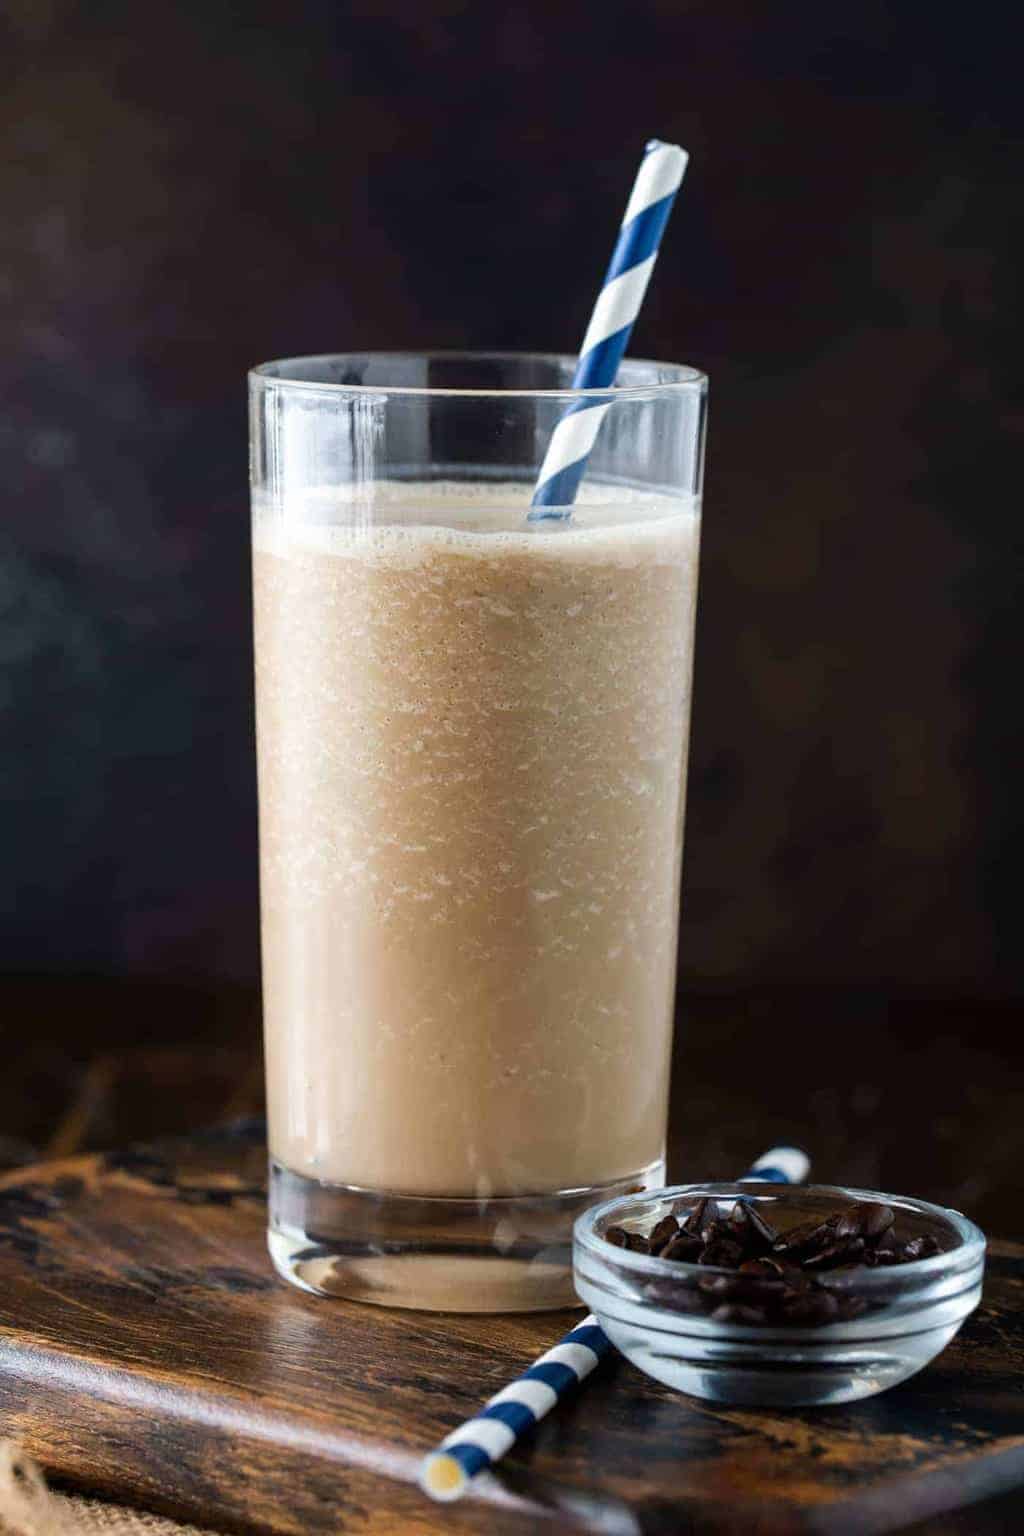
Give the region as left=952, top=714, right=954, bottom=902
left=253, top=482, right=700, bottom=1198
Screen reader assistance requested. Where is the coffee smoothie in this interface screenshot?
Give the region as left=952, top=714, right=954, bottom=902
left=253, top=481, right=700, bottom=1199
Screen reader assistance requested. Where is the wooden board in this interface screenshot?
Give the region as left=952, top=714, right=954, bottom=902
left=0, top=1124, right=1021, bottom=1536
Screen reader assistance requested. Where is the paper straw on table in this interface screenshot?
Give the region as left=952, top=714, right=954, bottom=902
left=740, top=1146, right=810, bottom=1185
left=529, top=138, right=688, bottom=518
left=419, top=1145, right=809, bottom=1503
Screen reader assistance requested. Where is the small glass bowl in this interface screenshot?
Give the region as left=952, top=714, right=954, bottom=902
left=573, top=1182, right=985, bottom=1406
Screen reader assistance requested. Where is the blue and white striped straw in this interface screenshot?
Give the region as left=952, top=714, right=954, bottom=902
left=530, top=138, right=688, bottom=518
left=740, top=1146, right=810, bottom=1185
left=420, top=1314, right=613, bottom=1503
left=419, top=1145, right=808, bottom=1503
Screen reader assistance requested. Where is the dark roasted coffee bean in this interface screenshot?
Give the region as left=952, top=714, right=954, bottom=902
left=782, top=1288, right=840, bottom=1325
left=699, top=1238, right=745, bottom=1268
left=711, top=1302, right=767, bottom=1325
left=834, top=1200, right=895, bottom=1243
left=803, top=1236, right=866, bottom=1271
left=625, top=1233, right=651, bottom=1253
left=772, top=1215, right=838, bottom=1260
left=661, top=1232, right=703, bottom=1263
left=647, top=1215, right=679, bottom=1253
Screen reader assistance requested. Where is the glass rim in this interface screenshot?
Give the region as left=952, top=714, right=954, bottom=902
left=248, top=349, right=707, bottom=401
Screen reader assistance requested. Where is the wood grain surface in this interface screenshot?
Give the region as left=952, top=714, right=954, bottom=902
left=0, top=1125, right=1019, bottom=1535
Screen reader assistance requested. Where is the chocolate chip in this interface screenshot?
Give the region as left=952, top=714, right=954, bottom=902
left=700, top=1216, right=733, bottom=1247
left=738, top=1256, right=785, bottom=1278
left=646, top=1281, right=706, bottom=1311
left=701, top=1269, right=788, bottom=1304
left=782, top=1289, right=840, bottom=1325
left=901, top=1234, right=940, bottom=1261
left=835, top=1295, right=870, bottom=1321
left=710, top=1302, right=767, bottom=1324
left=680, top=1197, right=711, bottom=1238
left=604, top=1225, right=649, bottom=1253
left=834, top=1201, right=895, bottom=1243
left=772, top=1215, right=839, bottom=1260
left=728, top=1202, right=752, bottom=1233
left=803, top=1236, right=866, bottom=1271
left=868, top=1227, right=899, bottom=1257
left=647, top=1215, right=679, bottom=1254
left=699, top=1237, right=745, bottom=1268
left=728, top=1201, right=776, bottom=1254
left=743, top=1201, right=780, bottom=1249
left=777, top=1262, right=811, bottom=1292
left=661, top=1232, right=703, bottom=1263
left=698, top=1272, right=736, bottom=1296
left=862, top=1202, right=896, bottom=1241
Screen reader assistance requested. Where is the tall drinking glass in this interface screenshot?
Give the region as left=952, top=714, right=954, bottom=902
left=249, top=353, right=707, bottom=1311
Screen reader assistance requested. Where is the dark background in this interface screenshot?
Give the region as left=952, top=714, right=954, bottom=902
left=2, top=0, right=1021, bottom=1003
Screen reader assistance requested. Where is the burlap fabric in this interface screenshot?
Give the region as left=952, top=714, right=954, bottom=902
left=0, top=1445, right=224, bottom=1536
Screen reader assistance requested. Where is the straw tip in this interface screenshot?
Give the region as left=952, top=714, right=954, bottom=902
left=746, top=1146, right=811, bottom=1185
left=645, top=138, right=688, bottom=167
left=419, top=1452, right=468, bottom=1503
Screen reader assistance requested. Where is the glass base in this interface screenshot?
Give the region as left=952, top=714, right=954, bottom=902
left=268, top=1157, right=665, bottom=1313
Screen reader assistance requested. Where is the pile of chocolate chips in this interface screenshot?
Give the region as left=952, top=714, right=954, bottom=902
left=603, top=1196, right=943, bottom=1326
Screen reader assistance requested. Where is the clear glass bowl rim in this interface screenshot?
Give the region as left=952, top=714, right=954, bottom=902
left=574, top=1180, right=987, bottom=1292
left=249, top=350, right=708, bottom=401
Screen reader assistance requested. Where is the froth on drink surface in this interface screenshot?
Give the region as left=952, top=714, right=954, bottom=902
left=252, top=478, right=699, bottom=562
left=253, top=480, right=701, bottom=1197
